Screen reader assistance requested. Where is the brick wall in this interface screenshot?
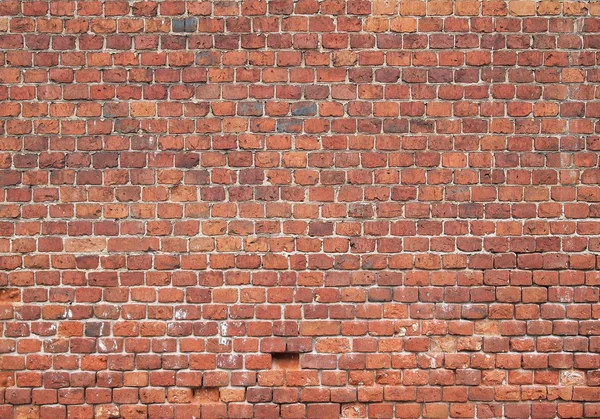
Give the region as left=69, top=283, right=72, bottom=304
left=1, top=0, right=600, bottom=418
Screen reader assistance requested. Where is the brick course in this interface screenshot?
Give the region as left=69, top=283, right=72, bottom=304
left=1, top=0, right=600, bottom=418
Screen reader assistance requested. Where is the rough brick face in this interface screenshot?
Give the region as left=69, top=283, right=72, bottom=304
left=1, top=0, right=600, bottom=418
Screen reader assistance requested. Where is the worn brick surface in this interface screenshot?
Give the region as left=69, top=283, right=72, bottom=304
left=1, top=0, right=600, bottom=418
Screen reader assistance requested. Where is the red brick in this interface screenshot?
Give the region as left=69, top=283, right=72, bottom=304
left=0, top=2, right=597, bottom=416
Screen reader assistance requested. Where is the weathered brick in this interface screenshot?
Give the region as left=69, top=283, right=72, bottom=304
left=0, top=1, right=598, bottom=417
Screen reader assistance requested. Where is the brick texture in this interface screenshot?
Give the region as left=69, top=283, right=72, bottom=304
left=1, top=0, right=600, bottom=418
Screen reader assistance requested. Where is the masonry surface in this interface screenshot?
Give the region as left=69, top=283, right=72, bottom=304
left=1, top=0, right=600, bottom=418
